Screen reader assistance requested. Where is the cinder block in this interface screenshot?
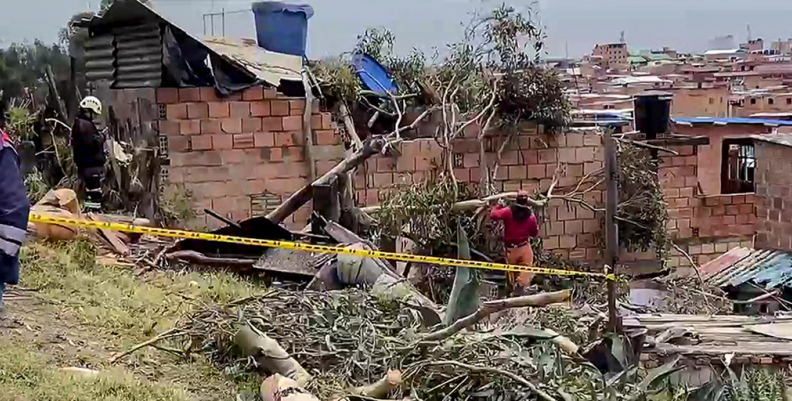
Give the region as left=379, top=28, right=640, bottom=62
left=271, top=100, right=290, bottom=116
left=212, top=134, right=233, bottom=150
left=201, top=119, right=221, bottom=135
left=313, top=130, right=337, bottom=145
left=221, top=118, right=242, bottom=134
left=156, top=88, right=180, bottom=104
left=233, top=133, right=255, bottom=149
left=251, top=101, right=271, bottom=117
left=181, top=120, right=201, bottom=135
left=701, top=243, right=715, bottom=254
left=544, top=236, right=560, bottom=250
left=167, top=104, right=188, bottom=120
left=538, top=149, right=556, bottom=163
left=263, top=88, right=279, bottom=99
left=179, top=88, right=201, bottom=102
left=190, top=135, right=213, bottom=151
left=230, top=102, right=251, bottom=118
left=575, top=147, right=596, bottom=163
left=208, top=102, right=230, bottom=118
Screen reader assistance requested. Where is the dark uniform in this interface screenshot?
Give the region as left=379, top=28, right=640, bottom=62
left=0, top=132, right=30, bottom=304
left=71, top=112, right=106, bottom=210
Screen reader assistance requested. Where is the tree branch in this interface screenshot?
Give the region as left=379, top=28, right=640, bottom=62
left=426, top=361, right=558, bottom=401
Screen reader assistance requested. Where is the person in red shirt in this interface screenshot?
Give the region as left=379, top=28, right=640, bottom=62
left=489, top=190, right=540, bottom=295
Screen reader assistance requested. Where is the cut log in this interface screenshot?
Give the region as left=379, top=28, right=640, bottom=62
left=236, top=325, right=312, bottom=385
left=267, top=137, right=386, bottom=224
left=349, top=370, right=402, bottom=398
left=261, top=374, right=320, bottom=401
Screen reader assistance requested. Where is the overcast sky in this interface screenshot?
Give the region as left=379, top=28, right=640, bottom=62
left=5, top=0, right=792, bottom=58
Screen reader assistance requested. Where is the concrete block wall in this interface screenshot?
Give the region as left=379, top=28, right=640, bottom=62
left=755, top=140, right=792, bottom=251
left=157, top=86, right=343, bottom=230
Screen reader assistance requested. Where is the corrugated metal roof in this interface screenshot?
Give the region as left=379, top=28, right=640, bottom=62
left=702, top=247, right=792, bottom=289
left=752, top=133, right=792, bottom=148
left=79, top=0, right=301, bottom=88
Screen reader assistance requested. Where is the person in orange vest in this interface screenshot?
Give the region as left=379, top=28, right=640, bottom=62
left=0, top=128, right=30, bottom=308
left=490, top=191, right=540, bottom=295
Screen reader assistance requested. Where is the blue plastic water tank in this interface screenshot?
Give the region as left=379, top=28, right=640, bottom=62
left=252, top=2, right=314, bottom=56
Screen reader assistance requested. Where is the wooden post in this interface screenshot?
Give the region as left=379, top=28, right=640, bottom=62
left=301, top=69, right=317, bottom=181
left=604, top=129, right=622, bottom=333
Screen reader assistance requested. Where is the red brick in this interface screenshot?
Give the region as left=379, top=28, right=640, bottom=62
left=233, top=133, right=255, bottom=149
left=725, top=205, right=740, bottom=215
left=269, top=147, right=284, bottom=162
left=157, top=88, right=180, bottom=104
left=285, top=147, right=305, bottom=162
left=454, top=168, right=471, bottom=182
left=288, top=131, right=306, bottom=146
left=575, top=147, right=596, bottom=162
left=321, top=113, right=333, bottom=130
left=314, top=130, right=337, bottom=145
left=558, top=206, right=576, bottom=221
left=527, top=164, right=545, bottom=179
left=187, top=103, right=209, bottom=119
left=584, top=161, right=603, bottom=175
left=739, top=204, right=754, bottom=215
left=179, top=88, right=201, bottom=102
left=577, top=233, right=595, bottom=247
left=559, top=235, right=576, bottom=249
left=373, top=173, right=393, bottom=188
left=711, top=205, right=725, bottom=216
left=242, top=118, right=262, bottom=133
left=181, top=120, right=201, bottom=135
left=577, top=206, right=595, bottom=220
left=558, top=148, right=576, bottom=163
left=680, top=187, right=694, bottom=198
left=221, top=118, right=242, bottom=134
left=545, top=222, right=564, bottom=236
left=251, top=101, right=271, bottom=117
left=538, top=149, right=556, bottom=163
left=263, top=117, right=284, bottom=132
left=271, top=100, right=290, bottom=116
left=242, top=86, right=263, bottom=101
left=684, top=176, right=698, bottom=188
left=508, top=166, right=527, bottom=180
left=167, top=104, right=188, bottom=120
left=168, top=136, right=190, bottom=152
left=160, top=120, right=181, bottom=135
left=672, top=198, right=689, bottom=208
left=566, top=134, right=584, bottom=147
left=199, top=87, right=220, bottom=102
left=230, top=102, right=251, bottom=118
left=275, top=131, right=295, bottom=147
left=263, top=88, right=278, bottom=99
left=289, top=99, right=306, bottom=115
left=282, top=115, right=303, bottom=131
left=583, top=134, right=601, bottom=147
left=501, top=150, right=520, bottom=165
left=191, top=135, right=212, bottom=151
left=733, top=195, right=746, bottom=204
left=722, top=215, right=736, bottom=225
left=212, top=134, right=233, bottom=150
left=565, top=220, right=583, bottom=235
left=310, top=114, right=322, bottom=129
left=208, top=102, right=230, bottom=118
left=201, top=119, right=221, bottom=135
left=254, top=132, right=275, bottom=148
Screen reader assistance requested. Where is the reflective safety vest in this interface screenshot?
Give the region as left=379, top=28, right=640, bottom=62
left=0, top=131, right=29, bottom=284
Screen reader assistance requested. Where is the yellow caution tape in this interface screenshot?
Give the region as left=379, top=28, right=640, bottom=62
left=28, top=213, right=615, bottom=281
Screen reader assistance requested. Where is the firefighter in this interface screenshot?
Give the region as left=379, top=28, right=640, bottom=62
left=71, top=96, right=106, bottom=211
left=0, top=129, right=30, bottom=307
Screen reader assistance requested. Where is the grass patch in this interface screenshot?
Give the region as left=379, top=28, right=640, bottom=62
left=19, top=239, right=262, bottom=342
left=0, top=341, right=188, bottom=401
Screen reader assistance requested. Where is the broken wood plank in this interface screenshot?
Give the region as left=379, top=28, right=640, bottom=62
left=87, top=214, right=130, bottom=256
left=266, top=137, right=386, bottom=224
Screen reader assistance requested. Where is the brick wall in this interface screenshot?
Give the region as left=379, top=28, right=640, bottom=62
left=755, top=139, right=792, bottom=251
left=157, top=86, right=344, bottom=230
left=355, top=128, right=606, bottom=263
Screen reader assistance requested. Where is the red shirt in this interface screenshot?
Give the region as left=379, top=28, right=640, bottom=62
left=0, top=130, right=9, bottom=145
left=490, top=205, right=539, bottom=247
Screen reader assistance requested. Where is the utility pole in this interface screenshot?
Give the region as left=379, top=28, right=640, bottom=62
left=604, top=129, right=622, bottom=334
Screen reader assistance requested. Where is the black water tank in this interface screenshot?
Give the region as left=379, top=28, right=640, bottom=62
left=634, top=92, right=672, bottom=139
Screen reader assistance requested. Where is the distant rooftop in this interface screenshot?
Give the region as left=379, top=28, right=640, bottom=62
left=673, top=117, right=792, bottom=127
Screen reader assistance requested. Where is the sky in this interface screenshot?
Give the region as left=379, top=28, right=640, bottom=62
left=5, top=0, right=792, bottom=58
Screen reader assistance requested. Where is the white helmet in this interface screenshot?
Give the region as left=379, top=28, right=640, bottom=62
left=80, top=96, right=102, bottom=115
